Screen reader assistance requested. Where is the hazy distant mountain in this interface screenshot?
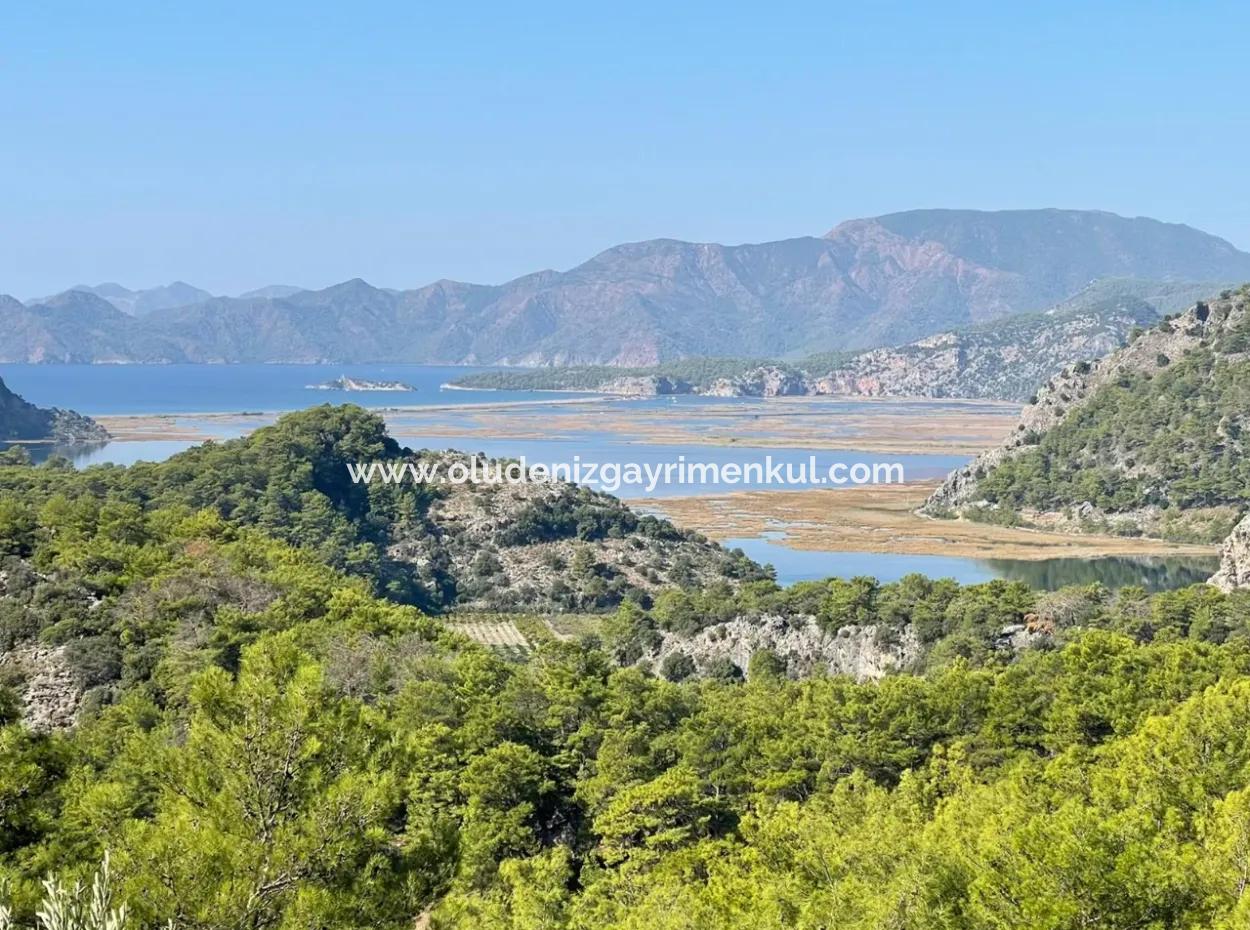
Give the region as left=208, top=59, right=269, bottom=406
left=7, top=209, right=1250, bottom=365
left=32, top=281, right=216, bottom=316
left=0, top=291, right=143, bottom=363
left=237, top=284, right=305, bottom=300
left=1041, top=277, right=1232, bottom=320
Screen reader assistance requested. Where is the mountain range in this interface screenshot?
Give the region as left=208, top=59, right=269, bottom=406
left=6, top=209, right=1250, bottom=365
left=27, top=281, right=216, bottom=316
left=450, top=278, right=1220, bottom=402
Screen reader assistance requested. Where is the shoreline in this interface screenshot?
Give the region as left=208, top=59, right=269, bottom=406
left=92, top=395, right=622, bottom=440
left=442, top=378, right=1024, bottom=409
left=73, top=407, right=1218, bottom=565
left=93, top=394, right=1019, bottom=454
left=634, top=483, right=1221, bottom=562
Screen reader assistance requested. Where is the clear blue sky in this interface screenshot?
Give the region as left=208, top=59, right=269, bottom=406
left=3, top=0, right=1248, bottom=298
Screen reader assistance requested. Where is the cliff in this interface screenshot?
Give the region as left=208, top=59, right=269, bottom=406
left=1211, top=515, right=1250, bottom=591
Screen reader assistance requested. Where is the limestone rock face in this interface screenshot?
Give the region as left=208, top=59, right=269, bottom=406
left=1211, top=514, right=1250, bottom=592
left=0, top=643, right=80, bottom=732
left=705, top=366, right=807, bottom=398
left=652, top=616, right=922, bottom=681
left=595, top=375, right=691, bottom=396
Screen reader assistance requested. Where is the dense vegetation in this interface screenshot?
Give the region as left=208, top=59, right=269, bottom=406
left=449, top=356, right=798, bottom=393
left=3, top=490, right=1250, bottom=926
left=0, top=407, right=762, bottom=613
left=922, top=283, right=1250, bottom=545
left=979, top=349, right=1250, bottom=514
left=974, top=290, right=1250, bottom=541
left=5, top=404, right=1250, bottom=928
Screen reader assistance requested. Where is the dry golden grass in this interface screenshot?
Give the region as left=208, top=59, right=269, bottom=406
left=639, top=482, right=1220, bottom=561
left=102, top=395, right=1019, bottom=454
left=385, top=395, right=1019, bottom=454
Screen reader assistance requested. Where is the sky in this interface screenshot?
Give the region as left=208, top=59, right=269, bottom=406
left=3, top=0, right=1249, bottom=298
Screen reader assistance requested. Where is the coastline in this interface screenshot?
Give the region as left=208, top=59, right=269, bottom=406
left=635, top=482, right=1222, bottom=562
left=66, top=395, right=1218, bottom=566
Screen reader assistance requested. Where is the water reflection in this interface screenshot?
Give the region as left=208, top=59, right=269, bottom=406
left=725, top=535, right=1219, bottom=593
left=0, top=440, right=196, bottom=467
left=981, top=555, right=1220, bottom=592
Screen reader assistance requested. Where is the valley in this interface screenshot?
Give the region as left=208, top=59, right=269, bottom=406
left=0, top=360, right=1220, bottom=592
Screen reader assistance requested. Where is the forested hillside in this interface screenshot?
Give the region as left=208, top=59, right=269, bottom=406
left=928, top=285, right=1250, bottom=542
left=3, top=403, right=1250, bottom=925
left=2, top=481, right=1250, bottom=926
left=0, top=407, right=760, bottom=613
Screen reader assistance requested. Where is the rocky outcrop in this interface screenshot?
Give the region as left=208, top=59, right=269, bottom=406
left=705, top=366, right=807, bottom=398
left=382, top=450, right=767, bottom=610
left=807, top=303, right=1157, bottom=402
left=307, top=376, right=417, bottom=392
left=1211, top=515, right=1250, bottom=591
left=0, top=376, right=110, bottom=443
left=450, top=287, right=1177, bottom=402
left=49, top=408, right=111, bottom=443
left=652, top=615, right=922, bottom=681
left=596, top=375, right=692, bottom=396
left=0, top=643, right=80, bottom=731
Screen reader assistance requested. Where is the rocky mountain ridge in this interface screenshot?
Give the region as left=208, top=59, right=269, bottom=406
left=450, top=295, right=1167, bottom=402
left=805, top=302, right=1158, bottom=401
left=7, top=209, right=1250, bottom=365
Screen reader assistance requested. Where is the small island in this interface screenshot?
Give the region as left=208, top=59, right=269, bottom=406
left=306, top=375, right=418, bottom=393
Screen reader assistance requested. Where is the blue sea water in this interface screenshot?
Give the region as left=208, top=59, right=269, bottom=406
left=0, top=363, right=572, bottom=414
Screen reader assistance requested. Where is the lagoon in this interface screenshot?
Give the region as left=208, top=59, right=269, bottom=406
left=724, top=533, right=1220, bottom=593
left=0, top=363, right=1218, bottom=593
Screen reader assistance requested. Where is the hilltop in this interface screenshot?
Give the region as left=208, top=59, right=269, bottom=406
left=0, top=405, right=763, bottom=610
left=926, top=285, right=1250, bottom=546
left=5, top=209, right=1249, bottom=365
